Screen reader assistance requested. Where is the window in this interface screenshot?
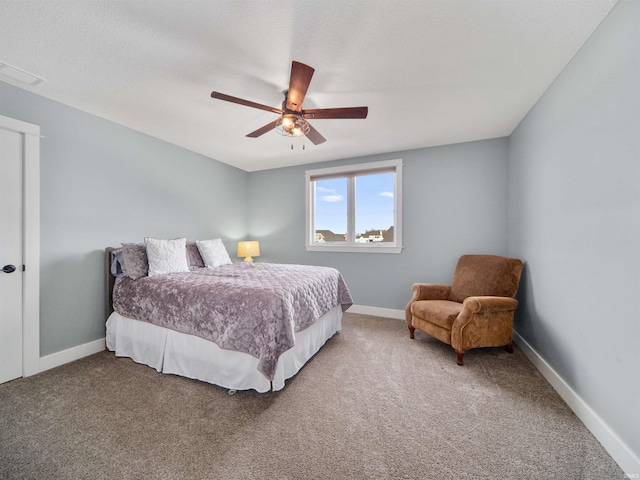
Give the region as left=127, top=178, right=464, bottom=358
left=305, top=159, right=403, bottom=253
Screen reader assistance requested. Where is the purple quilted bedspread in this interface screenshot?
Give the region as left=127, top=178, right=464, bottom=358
left=112, top=262, right=353, bottom=380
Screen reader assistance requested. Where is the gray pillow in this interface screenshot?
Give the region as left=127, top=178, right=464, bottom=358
left=186, top=242, right=205, bottom=268
left=120, top=243, right=148, bottom=278
left=111, top=248, right=124, bottom=276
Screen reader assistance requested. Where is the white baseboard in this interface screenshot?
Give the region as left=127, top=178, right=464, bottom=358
left=39, top=337, right=106, bottom=373
left=347, top=304, right=405, bottom=320
left=512, top=330, right=640, bottom=476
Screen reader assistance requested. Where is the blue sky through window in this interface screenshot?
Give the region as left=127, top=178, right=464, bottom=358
left=314, top=173, right=394, bottom=235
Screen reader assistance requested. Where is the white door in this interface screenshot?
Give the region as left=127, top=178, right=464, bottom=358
left=0, top=126, right=24, bottom=383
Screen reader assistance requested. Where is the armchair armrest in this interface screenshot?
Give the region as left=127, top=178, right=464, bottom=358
left=405, top=283, right=451, bottom=327
left=451, top=296, right=520, bottom=351
left=462, top=296, right=519, bottom=314
left=409, top=283, right=451, bottom=302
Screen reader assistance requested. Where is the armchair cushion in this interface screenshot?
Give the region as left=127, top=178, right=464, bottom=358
left=411, top=300, right=462, bottom=330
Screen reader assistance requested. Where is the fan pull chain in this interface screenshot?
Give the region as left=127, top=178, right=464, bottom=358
left=290, top=138, right=306, bottom=150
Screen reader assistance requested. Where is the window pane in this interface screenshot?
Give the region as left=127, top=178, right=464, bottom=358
left=306, top=159, right=402, bottom=252
left=355, top=173, right=394, bottom=243
left=313, top=178, right=347, bottom=243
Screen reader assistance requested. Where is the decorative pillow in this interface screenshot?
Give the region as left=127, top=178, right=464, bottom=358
left=110, top=248, right=125, bottom=276
left=186, top=242, right=205, bottom=268
left=196, top=238, right=232, bottom=268
left=144, top=237, right=190, bottom=277
left=121, top=243, right=149, bottom=278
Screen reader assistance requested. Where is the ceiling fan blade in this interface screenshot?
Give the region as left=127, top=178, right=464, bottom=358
left=305, top=123, right=327, bottom=145
left=211, top=91, right=284, bottom=115
left=302, top=106, right=368, bottom=119
left=246, top=119, right=280, bottom=138
left=286, top=61, right=315, bottom=112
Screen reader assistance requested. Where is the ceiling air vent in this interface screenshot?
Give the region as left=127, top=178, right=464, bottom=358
left=0, top=62, right=44, bottom=86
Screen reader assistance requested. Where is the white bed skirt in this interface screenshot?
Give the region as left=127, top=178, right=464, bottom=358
left=106, top=305, right=343, bottom=393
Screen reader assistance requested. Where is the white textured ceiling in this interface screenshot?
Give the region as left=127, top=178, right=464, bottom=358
left=0, top=0, right=617, bottom=172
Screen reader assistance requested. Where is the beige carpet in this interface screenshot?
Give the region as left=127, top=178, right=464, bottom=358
left=0, top=313, right=622, bottom=479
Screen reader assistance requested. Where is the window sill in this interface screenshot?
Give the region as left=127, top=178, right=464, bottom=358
left=305, top=244, right=403, bottom=254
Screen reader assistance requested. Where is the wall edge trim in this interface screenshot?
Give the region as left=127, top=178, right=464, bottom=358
left=512, top=329, right=639, bottom=476
left=346, top=304, right=405, bottom=320
left=39, top=337, right=106, bottom=373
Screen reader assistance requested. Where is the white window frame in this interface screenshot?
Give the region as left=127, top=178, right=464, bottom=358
left=305, top=159, right=403, bottom=254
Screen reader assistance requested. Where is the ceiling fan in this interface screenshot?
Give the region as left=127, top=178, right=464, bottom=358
left=211, top=61, right=368, bottom=145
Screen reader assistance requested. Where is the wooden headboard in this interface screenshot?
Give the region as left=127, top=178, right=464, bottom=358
left=105, top=247, right=119, bottom=321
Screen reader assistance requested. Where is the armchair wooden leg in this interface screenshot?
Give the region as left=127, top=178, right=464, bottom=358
left=455, top=350, right=465, bottom=366
left=408, top=325, right=415, bottom=339
left=505, top=343, right=514, bottom=354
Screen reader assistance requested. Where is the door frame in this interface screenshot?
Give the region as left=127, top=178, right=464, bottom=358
left=0, top=114, right=40, bottom=377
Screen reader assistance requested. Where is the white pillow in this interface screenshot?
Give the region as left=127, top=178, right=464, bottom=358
left=144, top=237, right=190, bottom=277
left=196, top=238, right=232, bottom=268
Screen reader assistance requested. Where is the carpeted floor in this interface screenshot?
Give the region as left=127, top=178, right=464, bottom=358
left=0, top=313, right=623, bottom=479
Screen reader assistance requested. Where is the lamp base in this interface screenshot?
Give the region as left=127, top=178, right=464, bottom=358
left=243, top=256, right=253, bottom=262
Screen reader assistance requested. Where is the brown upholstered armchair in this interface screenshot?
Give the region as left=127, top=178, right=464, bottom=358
left=405, top=255, right=523, bottom=365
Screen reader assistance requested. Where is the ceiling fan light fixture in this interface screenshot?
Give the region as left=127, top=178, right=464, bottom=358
left=276, top=114, right=310, bottom=137
left=211, top=61, right=365, bottom=146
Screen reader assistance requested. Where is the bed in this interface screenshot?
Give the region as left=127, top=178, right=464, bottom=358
left=104, top=240, right=353, bottom=393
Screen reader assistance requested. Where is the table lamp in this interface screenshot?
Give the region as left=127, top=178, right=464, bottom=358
left=237, top=241, right=260, bottom=262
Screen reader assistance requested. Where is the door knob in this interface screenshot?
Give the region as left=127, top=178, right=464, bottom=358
left=2, top=265, right=17, bottom=273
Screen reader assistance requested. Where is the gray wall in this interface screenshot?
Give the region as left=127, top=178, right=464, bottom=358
left=248, top=138, right=510, bottom=310
left=508, top=0, right=639, bottom=458
left=0, top=82, right=248, bottom=356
